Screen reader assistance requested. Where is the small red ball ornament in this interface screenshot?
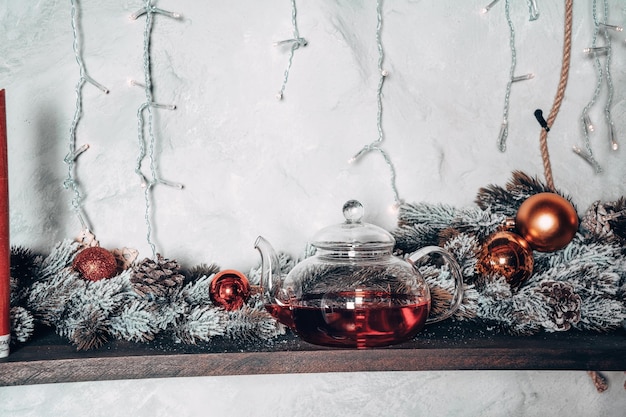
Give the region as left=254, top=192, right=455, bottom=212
left=72, top=246, right=118, bottom=281
left=209, top=269, right=251, bottom=311
left=515, top=192, right=579, bottom=252
left=477, top=230, right=534, bottom=289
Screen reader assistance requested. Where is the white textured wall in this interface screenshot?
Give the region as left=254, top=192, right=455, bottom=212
left=1, top=1, right=625, bottom=415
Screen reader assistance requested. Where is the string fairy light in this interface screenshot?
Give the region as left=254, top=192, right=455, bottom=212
left=485, top=0, right=536, bottom=152
left=576, top=0, right=605, bottom=172
left=599, top=5, right=620, bottom=152
left=575, top=0, right=620, bottom=172
left=274, top=0, right=307, bottom=100
left=132, top=0, right=183, bottom=258
left=349, top=0, right=401, bottom=205
left=63, top=0, right=109, bottom=233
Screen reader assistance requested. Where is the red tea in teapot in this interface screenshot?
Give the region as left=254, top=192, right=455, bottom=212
left=266, top=290, right=430, bottom=348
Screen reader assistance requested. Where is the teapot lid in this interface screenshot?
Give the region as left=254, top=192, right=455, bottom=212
left=311, top=200, right=395, bottom=251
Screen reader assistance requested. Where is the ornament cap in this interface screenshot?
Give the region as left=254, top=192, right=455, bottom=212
left=501, top=217, right=516, bottom=231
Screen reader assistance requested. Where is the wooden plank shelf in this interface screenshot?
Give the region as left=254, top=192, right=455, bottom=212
left=1, top=322, right=625, bottom=386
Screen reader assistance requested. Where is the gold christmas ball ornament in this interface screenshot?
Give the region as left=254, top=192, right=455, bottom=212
left=477, top=230, right=534, bottom=289
left=515, top=192, right=579, bottom=252
left=72, top=246, right=119, bottom=281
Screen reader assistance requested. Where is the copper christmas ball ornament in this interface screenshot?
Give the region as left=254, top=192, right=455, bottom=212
left=72, top=246, right=118, bottom=281
left=515, top=192, right=579, bottom=252
left=476, top=230, right=534, bottom=289
left=209, top=269, right=251, bottom=311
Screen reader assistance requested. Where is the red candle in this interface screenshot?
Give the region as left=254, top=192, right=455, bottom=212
left=0, top=90, right=10, bottom=358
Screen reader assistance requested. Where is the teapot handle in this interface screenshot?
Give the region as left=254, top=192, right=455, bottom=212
left=407, top=246, right=464, bottom=324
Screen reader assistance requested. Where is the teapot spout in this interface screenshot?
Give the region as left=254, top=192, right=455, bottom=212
left=254, top=236, right=284, bottom=304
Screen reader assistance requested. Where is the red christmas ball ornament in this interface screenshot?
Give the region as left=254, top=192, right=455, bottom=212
left=72, top=246, right=118, bottom=281
left=477, top=230, right=534, bottom=289
left=515, top=193, right=579, bottom=252
left=209, top=269, right=251, bottom=311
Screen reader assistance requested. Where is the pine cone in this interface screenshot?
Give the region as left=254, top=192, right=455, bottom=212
left=581, top=199, right=626, bottom=246
left=581, top=201, right=613, bottom=239
left=536, top=281, right=581, bottom=331
left=131, top=254, right=185, bottom=299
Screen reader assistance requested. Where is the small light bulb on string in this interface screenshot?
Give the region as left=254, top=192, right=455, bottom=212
left=511, top=73, right=534, bottom=82
left=573, top=145, right=603, bottom=173
left=598, top=22, right=623, bottom=32
left=64, top=0, right=109, bottom=236
left=130, top=6, right=182, bottom=21
left=64, top=143, right=90, bottom=164
left=129, top=7, right=147, bottom=20
left=583, top=45, right=610, bottom=55
left=481, top=0, right=501, bottom=14
left=583, top=113, right=595, bottom=134
left=83, top=75, right=109, bottom=94
left=349, top=0, right=402, bottom=206
left=152, top=8, right=182, bottom=19
left=157, top=179, right=185, bottom=190
left=608, top=123, right=619, bottom=151
left=129, top=79, right=146, bottom=88
left=149, top=102, right=177, bottom=110
left=138, top=172, right=150, bottom=189
left=132, top=0, right=184, bottom=258
left=496, top=119, right=508, bottom=152
left=387, top=201, right=401, bottom=218
left=348, top=147, right=368, bottom=164
left=527, top=0, right=539, bottom=21
left=274, top=0, right=307, bottom=100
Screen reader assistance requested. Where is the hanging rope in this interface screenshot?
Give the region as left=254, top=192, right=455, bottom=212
left=538, top=0, right=573, bottom=191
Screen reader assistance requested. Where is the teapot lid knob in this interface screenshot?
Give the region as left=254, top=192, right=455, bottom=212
left=342, top=200, right=364, bottom=223
left=312, top=200, right=394, bottom=250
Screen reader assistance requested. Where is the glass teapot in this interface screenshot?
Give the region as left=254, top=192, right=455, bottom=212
left=255, top=200, right=464, bottom=348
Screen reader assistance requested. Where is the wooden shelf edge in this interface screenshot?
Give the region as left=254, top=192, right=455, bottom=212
left=2, top=345, right=625, bottom=387
left=1, top=324, right=625, bottom=386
